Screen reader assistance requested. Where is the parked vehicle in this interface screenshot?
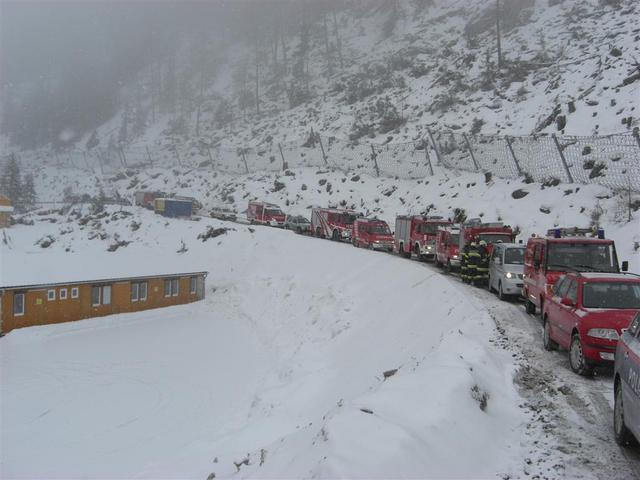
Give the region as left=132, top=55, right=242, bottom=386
left=435, top=226, right=461, bottom=271
left=460, top=218, right=514, bottom=254
left=394, top=215, right=452, bottom=260
left=174, top=195, right=203, bottom=214
left=247, top=201, right=286, bottom=227
left=311, top=207, right=359, bottom=241
left=614, top=311, right=640, bottom=446
left=285, top=215, right=311, bottom=234
left=488, top=243, right=525, bottom=300
left=352, top=217, right=394, bottom=251
left=135, top=190, right=163, bottom=209
left=523, top=227, right=627, bottom=315
left=210, top=206, right=237, bottom=222
left=542, top=272, right=640, bottom=376
left=154, top=198, right=193, bottom=218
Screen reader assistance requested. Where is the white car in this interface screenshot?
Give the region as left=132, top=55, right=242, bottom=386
left=488, top=243, right=525, bottom=300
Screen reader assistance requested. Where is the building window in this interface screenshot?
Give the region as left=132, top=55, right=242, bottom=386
left=131, top=282, right=147, bottom=302
left=92, top=285, right=111, bottom=306
left=165, top=278, right=179, bottom=297
left=190, top=276, right=197, bottom=294
left=13, top=293, right=25, bottom=316
left=48, top=289, right=56, bottom=301
left=60, top=288, right=68, bottom=300
left=92, top=286, right=101, bottom=306
left=71, top=287, right=79, bottom=299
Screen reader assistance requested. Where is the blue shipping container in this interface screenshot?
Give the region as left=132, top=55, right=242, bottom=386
left=163, top=199, right=193, bottom=218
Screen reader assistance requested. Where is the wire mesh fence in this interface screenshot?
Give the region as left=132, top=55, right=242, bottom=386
left=4, top=128, right=639, bottom=192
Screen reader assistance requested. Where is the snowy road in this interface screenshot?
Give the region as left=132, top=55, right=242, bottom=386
left=418, top=260, right=640, bottom=480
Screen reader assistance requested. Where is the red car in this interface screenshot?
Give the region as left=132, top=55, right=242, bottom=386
left=542, top=272, right=640, bottom=376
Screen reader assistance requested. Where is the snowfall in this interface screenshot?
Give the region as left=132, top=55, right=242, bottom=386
left=1, top=166, right=639, bottom=479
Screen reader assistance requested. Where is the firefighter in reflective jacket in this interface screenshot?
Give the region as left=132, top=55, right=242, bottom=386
left=476, top=240, right=490, bottom=285
left=460, top=243, right=471, bottom=283
left=466, top=242, right=480, bottom=284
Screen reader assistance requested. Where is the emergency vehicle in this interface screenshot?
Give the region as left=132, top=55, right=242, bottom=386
left=394, top=215, right=452, bottom=260
left=435, top=225, right=461, bottom=271
left=247, top=201, right=286, bottom=227
left=459, top=218, right=515, bottom=253
left=311, top=207, right=359, bottom=241
left=523, top=227, right=627, bottom=315
left=352, top=217, right=394, bottom=251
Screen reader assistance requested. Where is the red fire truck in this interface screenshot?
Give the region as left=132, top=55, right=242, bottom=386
left=352, top=217, right=394, bottom=251
left=247, top=201, right=286, bottom=227
left=523, top=227, right=627, bottom=315
left=311, top=207, right=360, bottom=241
left=394, top=215, right=452, bottom=260
left=460, top=219, right=515, bottom=253
left=435, top=225, right=461, bottom=271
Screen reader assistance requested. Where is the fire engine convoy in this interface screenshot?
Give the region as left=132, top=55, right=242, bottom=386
left=522, top=227, right=627, bottom=315
left=311, top=207, right=360, bottom=241
left=394, top=215, right=452, bottom=260
left=352, top=218, right=394, bottom=251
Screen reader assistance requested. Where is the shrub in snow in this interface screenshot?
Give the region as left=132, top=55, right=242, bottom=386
left=511, top=189, right=529, bottom=199
left=36, top=235, right=55, bottom=248
left=197, top=226, right=231, bottom=242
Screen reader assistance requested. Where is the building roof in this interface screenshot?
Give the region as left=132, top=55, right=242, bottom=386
left=0, top=251, right=208, bottom=290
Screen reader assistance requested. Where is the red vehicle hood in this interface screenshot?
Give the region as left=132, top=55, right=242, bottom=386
left=372, top=234, right=394, bottom=242
left=578, top=308, right=638, bottom=332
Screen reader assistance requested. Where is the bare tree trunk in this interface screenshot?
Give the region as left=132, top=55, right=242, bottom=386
left=496, top=0, right=502, bottom=72
left=323, top=12, right=332, bottom=77
left=255, top=36, right=260, bottom=117
left=332, top=7, right=343, bottom=70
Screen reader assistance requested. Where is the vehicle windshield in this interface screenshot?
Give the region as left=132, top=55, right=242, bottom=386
left=341, top=214, right=357, bottom=224
left=546, top=242, right=617, bottom=272
left=266, top=209, right=284, bottom=216
left=294, top=216, right=309, bottom=223
left=370, top=223, right=391, bottom=235
left=418, top=222, right=449, bottom=234
left=449, top=233, right=460, bottom=245
left=477, top=233, right=513, bottom=244
left=582, top=282, right=640, bottom=309
left=504, top=248, right=524, bottom=265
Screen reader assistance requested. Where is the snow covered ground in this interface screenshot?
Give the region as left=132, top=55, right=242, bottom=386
left=3, top=217, right=529, bottom=478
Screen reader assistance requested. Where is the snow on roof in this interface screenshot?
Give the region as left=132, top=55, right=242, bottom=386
left=0, top=250, right=207, bottom=289
left=0, top=206, right=14, bottom=213
left=578, top=272, right=639, bottom=280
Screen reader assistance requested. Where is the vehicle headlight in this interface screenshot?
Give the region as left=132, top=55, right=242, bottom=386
left=505, top=272, right=513, bottom=279
left=587, top=328, right=619, bottom=340
left=426, top=245, right=432, bottom=250
left=453, top=255, right=458, bottom=259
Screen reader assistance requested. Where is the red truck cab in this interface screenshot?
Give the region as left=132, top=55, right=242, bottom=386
left=460, top=218, right=514, bottom=255
left=247, top=201, right=286, bottom=227
left=543, top=272, right=640, bottom=376
left=523, top=227, right=624, bottom=315
left=311, top=207, right=360, bottom=241
left=394, top=215, right=452, bottom=260
left=435, top=226, right=461, bottom=270
left=352, top=218, right=394, bottom=251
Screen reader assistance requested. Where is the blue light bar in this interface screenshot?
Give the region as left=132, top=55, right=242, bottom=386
left=597, top=228, right=605, bottom=239
left=554, top=228, right=561, bottom=238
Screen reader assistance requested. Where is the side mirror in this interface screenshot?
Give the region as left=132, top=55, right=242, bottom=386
left=621, top=261, right=629, bottom=272
left=561, top=297, right=574, bottom=307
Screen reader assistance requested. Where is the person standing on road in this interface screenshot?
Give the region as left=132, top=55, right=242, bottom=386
left=467, top=242, right=480, bottom=285
left=461, top=242, right=471, bottom=283
left=476, top=240, right=490, bottom=286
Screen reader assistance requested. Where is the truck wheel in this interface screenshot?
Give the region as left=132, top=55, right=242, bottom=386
left=525, top=299, right=536, bottom=315
left=446, top=260, right=452, bottom=273
left=399, top=244, right=411, bottom=259
left=569, top=334, right=594, bottom=377
left=296, top=227, right=301, bottom=234
left=614, top=380, right=635, bottom=446
left=316, top=226, right=322, bottom=238
left=332, top=229, right=339, bottom=241
left=414, top=244, right=421, bottom=260
left=543, top=318, right=558, bottom=351
left=435, top=257, right=443, bottom=268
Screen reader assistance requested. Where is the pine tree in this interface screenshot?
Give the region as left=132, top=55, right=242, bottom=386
left=0, top=155, right=22, bottom=208
left=22, top=174, right=37, bottom=211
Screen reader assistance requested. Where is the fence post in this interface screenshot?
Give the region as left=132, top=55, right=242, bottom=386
left=240, top=149, right=249, bottom=174
left=427, top=128, right=442, bottom=166
left=173, top=145, right=182, bottom=167
left=462, top=133, right=480, bottom=171
left=119, top=147, right=128, bottom=167
left=633, top=128, right=640, bottom=149
left=552, top=134, right=574, bottom=183
left=82, top=151, right=92, bottom=172
left=206, top=147, right=214, bottom=170
left=504, top=136, right=523, bottom=176
left=370, top=144, right=380, bottom=177
left=423, top=140, right=434, bottom=176
left=278, top=143, right=288, bottom=171
left=146, top=146, right=154, bottom=166
left=317, top=134, right=328, bottom=166
left=96, top=151, right=105, bottom=175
